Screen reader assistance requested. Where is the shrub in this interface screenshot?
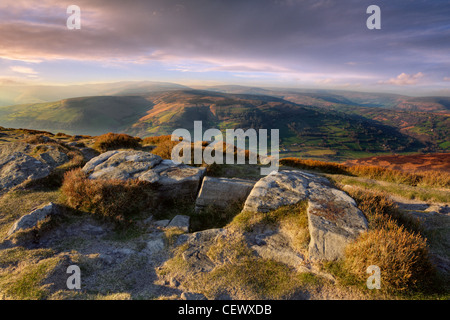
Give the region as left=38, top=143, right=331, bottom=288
left=151, top=139, right=181, bottom=160
left=93, top=133, right=142, bottom=152
left=61, top=168, right=155, bottom=224
left=345, top=189, right=422, bottom=233
left=343, top=226, right=433, bottom=292
left=142, top=135, right=173, bottom=145
left=330, top=189, right=435, bottom=293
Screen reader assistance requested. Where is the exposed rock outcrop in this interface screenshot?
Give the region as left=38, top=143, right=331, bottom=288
left=0, top=152, right=51, bottom=191
left=243, top=170, right=368, bottom=261
left=82, top=150, right=206, bottom=200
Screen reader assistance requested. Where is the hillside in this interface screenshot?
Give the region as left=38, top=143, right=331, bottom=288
left=0, top=96, right=154, bottom=136
left=344, top=153, right=450, bottom=173
left=124, top=90, right=422, bottom=160
left=1, top=88, right=449, bottom=161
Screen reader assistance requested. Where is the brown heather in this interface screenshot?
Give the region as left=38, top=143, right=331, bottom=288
left=339, top=189, right=434, bottom=292
left=61, top=168, right=155, bottom=224
left=281, top=157, right=450, bottom=188
left=93, top=133, right=142, bottom=152
left=343, top=227, right=432, bottom=292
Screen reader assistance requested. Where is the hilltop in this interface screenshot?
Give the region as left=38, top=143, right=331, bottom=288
left=0, top=128, right=448, bottom=300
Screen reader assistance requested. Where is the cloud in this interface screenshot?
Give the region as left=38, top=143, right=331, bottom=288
left=444, top=77, right=450, bottom=81
left=379, top=72, right=424, bottom=86
left=10, top=66, right=38, bottom=75
left=0, top=0, right=449, bottom=92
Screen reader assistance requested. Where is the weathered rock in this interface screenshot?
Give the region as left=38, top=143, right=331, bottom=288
left=82, top=150, right=162, bottom=180
left=180, top=229, right=226, bottom=272
left=82, top=150, right=206, bottom=200
left=154, top=219, right=171, bottom=228
left=243, top=170, right=330, bottom=213
left=195, top=177, right=255, bottom=212
left=247, top=229, right=306, bottom=272
left=35, top=146, right=69, bottom=168
left=243, top=170, right=368, bottom=261
left=167, top=215, right=190, bottom=232
left=0, top=152, right=51, bottom=191
left=8, top=202, right=58, bottom=236
left=146, top=237, right=165, bottom=254
left=138, top=159, right=206, bottom=199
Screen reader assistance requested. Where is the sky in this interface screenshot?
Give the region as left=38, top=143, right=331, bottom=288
left=0, top=0, right=449, bottom=96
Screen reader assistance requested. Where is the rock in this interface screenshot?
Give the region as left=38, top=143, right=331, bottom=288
left=82, top=150, right=206, bottom=200
left=243, top=170, right=331, bottom=213
left=8, top=202, right=58, bottom=236
left=425, top=204, right=450, bottom=215
left=139, top=159, right=206, bottom=199
left=195, top=177, right=255, bottom=212
left=146, top=237, right=165, bottom=254
left=248, top=230, right=306, bottom=272
left=154, top=219, right=170, bottom=228
left=35, top=146, right=69, bottom=168
left=167, top=215, right=190, bottom=232
left=83, top=150, right=162, bottom=180
left=80, top=224, right=105, bottom=236
left=0, top=152, right=51, bottom=191
left=181, top=292, right=207, bottom=300
left=180, top=229, right=225, bottom=272
left=243, top=170, right=368, bottom=261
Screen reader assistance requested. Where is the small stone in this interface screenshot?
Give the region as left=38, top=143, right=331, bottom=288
left=154, top=219, right=170, bottom=228
left=146, top=237, right=165, bottom=253
left=167, top=215, right=190, bottom=232
left=181, top=292, right=207, bottom=300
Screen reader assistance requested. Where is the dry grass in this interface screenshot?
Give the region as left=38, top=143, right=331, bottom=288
left=281, top=157, right=450, bottom=188
left=60, top=168, right=155, bottom=224
left=343, top=227, right=433, bottom=292
left=0, top=248, right=61, bottom=300
left=0, top=190, right=61, bottom=239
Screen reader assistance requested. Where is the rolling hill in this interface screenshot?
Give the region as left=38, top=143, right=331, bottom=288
left=0, top=87, right=448, bottom=161
left=0, top=96, right=154, bottom=136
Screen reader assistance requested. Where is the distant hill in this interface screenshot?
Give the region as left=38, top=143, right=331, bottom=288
left=201, top=86, right=450, bottom=113
left=0, top=81, right=189, bottom=107
left=0, top=96, right=154, bottom=136
left=1, top=87, right=449, bottom=161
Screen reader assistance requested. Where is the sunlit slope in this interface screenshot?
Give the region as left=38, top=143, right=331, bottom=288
left=0, top=96, right=153, bottom=136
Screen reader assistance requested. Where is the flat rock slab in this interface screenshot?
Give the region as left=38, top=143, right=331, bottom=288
left=243, top=170, right=368, bottom=261
left=82, top=150, right=206, bottom=200
left=195, top=177, right=255, bottom=211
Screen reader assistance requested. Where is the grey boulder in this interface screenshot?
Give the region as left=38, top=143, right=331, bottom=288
left=243, top=170, right=368, bottom=261
left=82, top=150, right=206, bottom=200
